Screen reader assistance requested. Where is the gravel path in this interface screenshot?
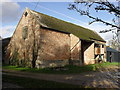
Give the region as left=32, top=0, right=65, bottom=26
left=2, top=66, right=120, bottom=88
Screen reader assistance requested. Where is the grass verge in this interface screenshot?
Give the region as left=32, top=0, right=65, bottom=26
left=2, top=62, right=119, bottom=74
left=3, top=74, right=81, bottom=88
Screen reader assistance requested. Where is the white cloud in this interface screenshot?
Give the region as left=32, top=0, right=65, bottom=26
left=1, top=25, right=15, bottom=38
left=1, top=2, right=20, bottom=23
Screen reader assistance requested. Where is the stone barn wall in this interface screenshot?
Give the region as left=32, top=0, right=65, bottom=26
left=5, top=8, right=106, bottom=68
left=70, top=34, right=82, bottom=65
left=84, top=43, right=95, bottom=65
left=6, top=9, right=72, bottom=68
left=36, top=28, right=71, bottom=68
left=6, top=9, right=41, bottom=67
left=81, top=41, right=95, bottom=65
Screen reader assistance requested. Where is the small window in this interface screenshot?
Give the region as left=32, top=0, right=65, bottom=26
left=24, top=12, right=28, bottom=17
left=102, top=45, right=104, bottom=48
left=22, top=26, right=28, bottom=40
left=95, top=44, right=100, bottom=48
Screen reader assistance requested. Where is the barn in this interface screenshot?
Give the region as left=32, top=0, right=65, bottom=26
left=5, top=8, right=106, bottom=68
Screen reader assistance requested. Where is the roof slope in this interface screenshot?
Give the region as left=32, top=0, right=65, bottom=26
left=32, top=10, right=105, bottom=42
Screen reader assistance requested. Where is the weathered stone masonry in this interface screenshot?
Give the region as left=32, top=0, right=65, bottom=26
left=5, top=8, right=106, bottom=68
left=36, top=28, right=71, bottom=68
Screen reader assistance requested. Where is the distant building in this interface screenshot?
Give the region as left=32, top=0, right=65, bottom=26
left=106, top=47, right=120, bottom=62
left=2, top=37, right=11, bottom=63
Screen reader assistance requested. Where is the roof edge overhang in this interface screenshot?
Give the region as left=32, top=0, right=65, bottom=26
left=90, top=38, right=106, bottom=43
left=94, top=42, right=106, bottom=45
left=41, top=25, right=106, bottom=43
left=80, top=39, right=94, bottom=43
left=40, top=26, right=70, bottom=34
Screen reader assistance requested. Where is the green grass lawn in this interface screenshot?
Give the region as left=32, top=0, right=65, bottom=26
left=3, top=74, right=81, bottom=88
left=2, top=62, right=119, bottom=74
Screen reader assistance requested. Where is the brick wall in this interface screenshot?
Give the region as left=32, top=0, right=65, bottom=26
left=70, top=34, right=82, bottom=65
left=36, top=28, right=70, bottom=68
left=84, top=42, right=95, bottom=65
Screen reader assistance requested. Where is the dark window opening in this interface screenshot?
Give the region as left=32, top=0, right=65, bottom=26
left=102, top=45, right=104, bottom=48
left=22, top=26, right=28, bottom=40
left=95, top=55, right=98, bottom=59
left=95, top=44, right=100, bottom=48
left=25, top=12, right=28, bottom=17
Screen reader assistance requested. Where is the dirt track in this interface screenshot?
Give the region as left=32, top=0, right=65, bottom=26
left=2, top=66, right=120, bottom=88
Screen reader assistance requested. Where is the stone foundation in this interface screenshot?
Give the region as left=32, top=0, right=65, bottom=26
left=36, top=60, right=69, bottom=68
left=69, top=60, right=82, bottom=66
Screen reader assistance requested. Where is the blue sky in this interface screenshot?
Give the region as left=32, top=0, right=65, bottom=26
left=1, top=1, right=116, bottom=44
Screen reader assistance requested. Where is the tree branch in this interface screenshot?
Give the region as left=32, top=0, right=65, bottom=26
left=70, top=5, right=120, bottom=29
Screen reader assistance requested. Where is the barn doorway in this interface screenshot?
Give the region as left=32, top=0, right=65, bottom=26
left=81, top=40, right=94, bottom=64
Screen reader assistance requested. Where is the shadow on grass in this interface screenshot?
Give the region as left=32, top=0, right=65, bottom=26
left=3, top=74, right=82, bottom=88
left=2, top=62, right=119, bottom=74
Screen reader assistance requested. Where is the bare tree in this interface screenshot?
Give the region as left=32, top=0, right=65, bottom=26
left=68, top=0, right=120, bottom=51
left=108, top=35, right=119, bottom=50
